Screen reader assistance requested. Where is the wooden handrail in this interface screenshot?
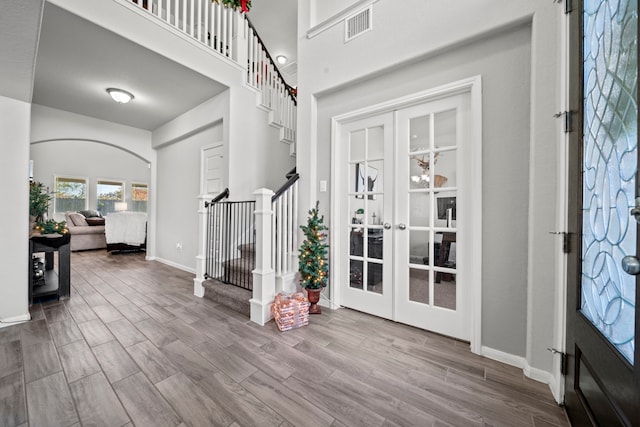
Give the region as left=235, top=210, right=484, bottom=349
left=272, top=173, right=299, bottom=202
left=206, top=188, right=230, bottom=207
left=245, top=16, right=297, bottom=106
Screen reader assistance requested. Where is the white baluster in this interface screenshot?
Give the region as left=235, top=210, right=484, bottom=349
left=196, top=0, right=201, bottom=41
left=293, top=182, right=298, bottom=267
left=277, top=197, right=283, bottom=275
left=271, top=200, right=278, bottom=274
left=287, top=187, right=293, bottom=273
left=227, top=8, right=234, bottom=59
left=174, top=0, right=179, bottom=28
left=215, top=4, right=221, bottom=52
left=222, top=7, right=228, bottom=57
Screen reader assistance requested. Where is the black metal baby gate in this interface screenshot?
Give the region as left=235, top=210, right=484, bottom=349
left=204, top=190, right=255, bottom=291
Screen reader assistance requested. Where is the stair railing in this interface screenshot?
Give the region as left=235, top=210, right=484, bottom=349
left=271, top=172, right=300, bottom=286
left=129, top=0, right=239, bottom=61
left=204, top=189, right=256, bottom=291
left=126, top=0, right=297, bottom=144
left=243, top=17, right=297, bottom=143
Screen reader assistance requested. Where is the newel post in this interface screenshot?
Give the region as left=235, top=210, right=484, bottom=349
left=250, top=188, right=275, bottom=325
left=193, top=195, right=210, bottom=298
left=234, top=10, right=248, bottom=72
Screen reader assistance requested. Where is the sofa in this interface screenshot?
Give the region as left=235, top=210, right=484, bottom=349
left=65, top=210, right=107, bottom=251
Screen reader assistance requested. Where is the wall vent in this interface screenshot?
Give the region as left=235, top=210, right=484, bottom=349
left=345, top=7, right=372, bottom=42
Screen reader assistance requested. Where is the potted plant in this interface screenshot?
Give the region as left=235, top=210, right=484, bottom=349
left=298, top=201, right=329, bottom=314
left=29, top=181, right=52, bottom=227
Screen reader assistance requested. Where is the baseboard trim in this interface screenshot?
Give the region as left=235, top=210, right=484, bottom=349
left=0, top=313, right=31, bottom=329
left=480, top=346, right=555, bottom=398
left=149, top=256, right=196, bottom=274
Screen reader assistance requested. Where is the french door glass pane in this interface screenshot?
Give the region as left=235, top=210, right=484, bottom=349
left=350, top=259, right=364, bottom=289
left=434, top=109, right=456, bottom=148
left=434, top=232, right=456, bottom=310
left=410, top=115, right=430, bottom=153
left=368, top=126, right=385, bottom=158
left=581, top=0, right=637, bottom=364
left=410, top=192, right=431, bottom=227
left=367, top=261, right=383, bottom=294
left=348, top=124, right=387, bottom=295
left=409, top=267, right=430, bottom=304
left=350, top=130, right=365, bottom=162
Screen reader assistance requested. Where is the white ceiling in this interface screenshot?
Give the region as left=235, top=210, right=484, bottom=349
left=249, top=0, right=298, bottom=86
left=32, top=3, right=229, bottom=131
left=0, top=1, right=297, bottom=131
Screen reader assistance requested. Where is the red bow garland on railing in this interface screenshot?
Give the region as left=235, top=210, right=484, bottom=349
left=213, top=0, right=251, bottom=13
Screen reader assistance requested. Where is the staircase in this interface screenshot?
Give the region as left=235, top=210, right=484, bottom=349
left=194, top=172, right=300, bottom=324
left=202, top=242, right=255, bottom=316
left=127, top=0, right=297, bottom=153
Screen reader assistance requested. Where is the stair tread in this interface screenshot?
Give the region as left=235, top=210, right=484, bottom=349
left=202, top=278, right=251, bottom=317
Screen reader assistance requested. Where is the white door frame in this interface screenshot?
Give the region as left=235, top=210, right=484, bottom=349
left=330, top=76, right=483, bottom=353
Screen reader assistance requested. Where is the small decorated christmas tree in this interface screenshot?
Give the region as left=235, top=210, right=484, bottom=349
left=298, top=201, right=329, bottom=290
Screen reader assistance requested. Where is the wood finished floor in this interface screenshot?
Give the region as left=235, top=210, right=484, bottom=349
left=1, top=250, right=570, bottom=427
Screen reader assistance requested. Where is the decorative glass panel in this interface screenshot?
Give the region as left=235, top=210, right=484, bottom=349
left=581, top=0, right=637, bottom=364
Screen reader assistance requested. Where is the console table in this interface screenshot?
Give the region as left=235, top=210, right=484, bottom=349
left=29, top=234, right=71, bottom=304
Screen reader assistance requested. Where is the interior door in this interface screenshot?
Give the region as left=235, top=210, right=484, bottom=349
left=202, top=143, right=224, bottom=195
left=395, top=95, right=469, bottom=340
left=341, top=113, right=394, bottom=319
left=564, top=1, right=639, bottom=425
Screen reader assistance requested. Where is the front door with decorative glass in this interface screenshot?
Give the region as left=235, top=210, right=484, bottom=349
left=564, top=0, right=639, bottom=425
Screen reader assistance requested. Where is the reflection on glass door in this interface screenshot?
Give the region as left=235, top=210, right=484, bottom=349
left=342, top=113, right=394, bottom=319
left=396, top=95, right=469, bottom=340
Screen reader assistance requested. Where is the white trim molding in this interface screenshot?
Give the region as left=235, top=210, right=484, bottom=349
left=481, top=346, right=558, bottom=402
left=148, top=256, right=196, bottom=275
left=0, top=313, right=31, bottom=329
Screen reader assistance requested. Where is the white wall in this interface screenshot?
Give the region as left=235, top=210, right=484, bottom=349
left=30, top=140, right=150, bottom=220
left=312, top=0, right=361, bottom=25
left=32, top=105, right=153, bottom=161
left=155, top=122, right=223, bottom=272
left=153, top=89, right=295, bottom=271
left=0, top=96, right=31, bottom=325
left=31, top=105, right=155, bottom=250
left=316, top=24, right=532, bottom=359
left=297, top=0, right=562, bottom=380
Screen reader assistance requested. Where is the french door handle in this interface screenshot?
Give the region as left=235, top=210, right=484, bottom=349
left=383, top=223, right=391, bottom=230
left=398, top=223, right=407, bottom=230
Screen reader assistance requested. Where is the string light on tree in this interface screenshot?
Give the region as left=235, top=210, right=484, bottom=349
left=298, top=201, right=329, bottom=290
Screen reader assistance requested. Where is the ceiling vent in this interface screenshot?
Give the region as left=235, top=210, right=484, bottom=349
left=345, top=7, right=372, bottom=42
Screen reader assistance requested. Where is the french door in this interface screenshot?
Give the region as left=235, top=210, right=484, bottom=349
left=564, top=0, right=639, bottom=425
left=339, top=93, right=472, bottom=340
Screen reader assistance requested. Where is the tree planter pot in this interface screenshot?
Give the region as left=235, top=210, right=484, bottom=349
left=306, top=288, right=322, bottom=314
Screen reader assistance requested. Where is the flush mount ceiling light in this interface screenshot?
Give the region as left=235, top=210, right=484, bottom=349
left=106, top=88, right=135, bottom=104
left=276, top=55, right=287, bottom=65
